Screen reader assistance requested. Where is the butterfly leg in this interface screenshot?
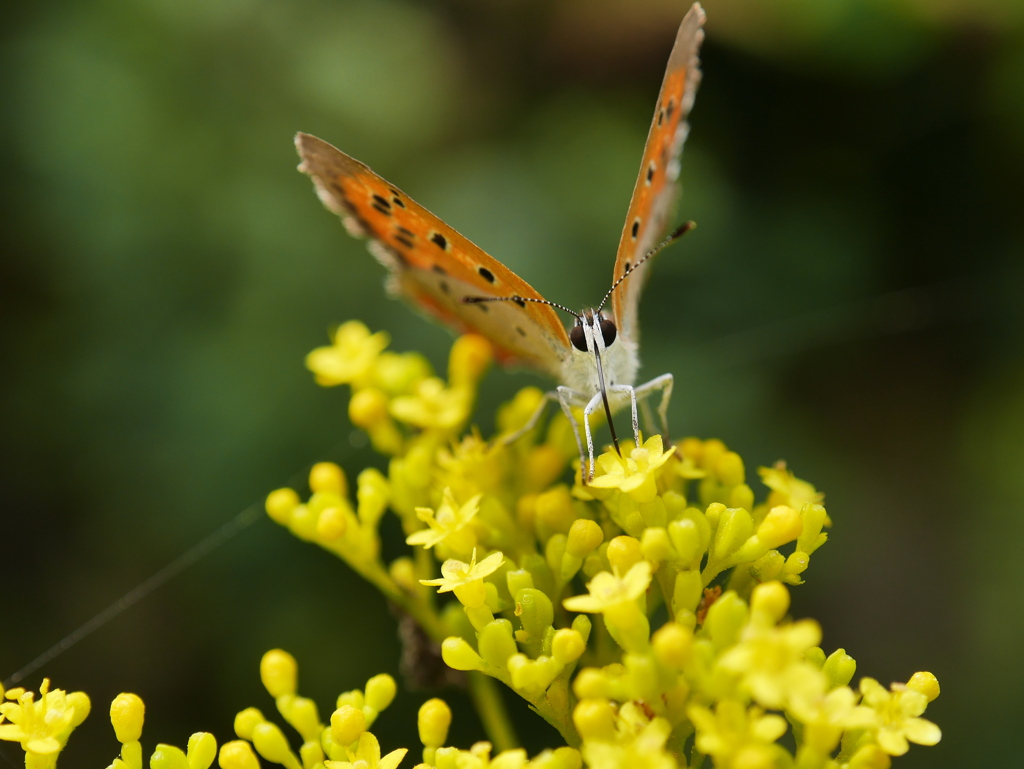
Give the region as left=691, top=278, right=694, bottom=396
left=582, top=390, right=612, bottom=482
left=633, top=373, right=674, bottom=443
left=497, top=391, right=556, bottom=447
left=556, top=386, right=591, bottom=483
left=608, top=384, right=641, bottom=447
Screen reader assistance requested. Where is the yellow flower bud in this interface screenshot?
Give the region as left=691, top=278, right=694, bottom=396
left=441, top=637, right=484, bottom=671
left=449, top=333, right=493, bottom=388
left=566, top=519, right=603, bottom=559
left=478, top=620, right=519, bottom=668
left=822, top=648, right=857, bottom=689
left=349, top=387, right=389, bottom=428
left=417, top=698, right=452, bottom=748
left=715, top=451, right=745, bottom=486
left=572, top=668, right=606, bottom=699
left=750, top=581, right=790, bottom=623
left=68, top=691, right=91, bottom=727
left=702, top=439, right=727, bottom=470
left=757, top=506, right=803, bottom=549
left=251, top=722, right=297, bottom=766
left=309, top=462, right=346, bottom=495
left=365, top=674, right=397, bottom=712
left=606, top=536, right=642, bottom=573
left=908, top=671, right=940, bottom=703
left=331, top=704, right=366, bottom=746
left=316, top=506, right=348, bottom=541
left=640, top=527, right=673, bottom=566
left=524, top=444, right=567, bottom=490
left=110, top=693, right=145, bottom=744
left=260, top=650, right=298, bottom=698
left=265, top=488, right=301, bottom=525
left=672, top=569, right=703, bottom=617
left=728, top=483, right=754, bottom=510
left=233, top=708, right=264, bottom=741
left=711, top=506, right=753, bottom=561
left=551, top=628, right=585, bottom=665
left=218, top=740, right=260, bottom=769
left=187, top=732, right=218, bottom=769
left=572, top=699, right=616, bottom=741
left=651, top=622, right=693, bottom=669
left=678, top=437, right=703, bottom=462
left=703, top=592, right=747, bottom=648
left=536, top=485, right=576, bottom=535
left=151, top=744, right=188, bottom=769
left=283, top=697, right=320, bottom=741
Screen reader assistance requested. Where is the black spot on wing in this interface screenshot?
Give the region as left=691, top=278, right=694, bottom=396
left=394, top=234, right=414, bottom=248
left=516, top=326, right=527, bottom=337
left=646, top=162, right=656, bottom=185
left=432, top=264, right=447, bottom=275
left=372, top=194, right=391, bottom=209
left=430, top=232, right=448, bottom=250
left=513, top=297, right=526, bottom=308
left=478, top=267, right=495, bottom=283
left=439, top=281, right=450, bottom=295
left=631, top=219, right=640, bottom=239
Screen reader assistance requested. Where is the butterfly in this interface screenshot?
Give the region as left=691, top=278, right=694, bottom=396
left=296, top=3, right=705, bottom=482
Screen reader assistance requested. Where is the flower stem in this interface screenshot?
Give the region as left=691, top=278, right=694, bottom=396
left=468, top=672, right=519, bottom=752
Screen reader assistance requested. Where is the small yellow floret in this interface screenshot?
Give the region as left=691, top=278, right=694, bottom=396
left=110, top=692, right=145, bottom=744
left=251, top=721, right=299, bottom=766
left=449, top=334, right=493, bottom=388
left=260, top=649, right=298, bottom=698
left=233, top=708, right=264, bottom=741
left=306, top=321, right=389, bottom=388
left=310, top=462, right=347, bottom=495
left=566, top=519, right=603, bottom=559
left=907, top=671, right=940, bottom=703
left=365, top=674, right=397, bottom=712
left=350, top=388, right=391, bottom=428
left=651, top=622, right=693, bottom=669
left=219, top=740, right=261, bottom=769
left=417, top=698, right=452, bottom=748
left=605, top=536, right=643, bottom=573
left=187, top=732, right=218, bottom=769
left=572, top=699, right=616, bottom=741
left=331, top=704, right=366, bottom=746
left=750, top=581, right=790, bottom=623
left=265, top=488, right=301, bottom=525
left=551, top=628, right=586, bottom=665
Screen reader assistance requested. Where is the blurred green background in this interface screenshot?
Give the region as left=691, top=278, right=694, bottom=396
left=3, top=0, right=1023, bottom=765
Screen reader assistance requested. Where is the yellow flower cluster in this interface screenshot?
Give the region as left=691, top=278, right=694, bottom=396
left=0, top=322, right=940, bottom=769
left=261, top=323, right=942, bottom=768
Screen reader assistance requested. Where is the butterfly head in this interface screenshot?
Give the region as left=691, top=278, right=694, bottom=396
left=570, top=310, right=617, bottom=356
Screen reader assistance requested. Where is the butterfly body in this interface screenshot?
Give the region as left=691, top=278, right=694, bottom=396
left=296, top=3, right=705, bottom=480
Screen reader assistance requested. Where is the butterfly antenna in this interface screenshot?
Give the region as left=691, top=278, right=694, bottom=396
left=596, top=220, right=696, bottom=313
left=462, top=295, right=582, bottom=320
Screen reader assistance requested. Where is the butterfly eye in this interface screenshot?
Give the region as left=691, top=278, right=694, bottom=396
left=570, top=324, right=588, bottom=352
left=599, top=318, right=617, bottom=347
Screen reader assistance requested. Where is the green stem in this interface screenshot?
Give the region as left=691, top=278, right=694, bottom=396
left=468, top=672, right=519, bottom=752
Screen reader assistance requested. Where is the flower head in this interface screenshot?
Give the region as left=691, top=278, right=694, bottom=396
left=307, top=321, right=391, bottom=389
left=588, top=436, right=675, bottom=503
left=0, top=679, right=90, bottom=765
left=406, top=488, right=482, bottom=556
left=860, top=677, right=941, bottom=756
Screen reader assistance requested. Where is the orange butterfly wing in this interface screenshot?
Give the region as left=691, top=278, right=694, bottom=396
left=295, top=133, right=570, bottom=378
left=611, top=3, right=705, bottom=344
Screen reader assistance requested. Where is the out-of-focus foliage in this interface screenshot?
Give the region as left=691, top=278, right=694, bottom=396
left=1, top=1, right=1021, bottom=768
